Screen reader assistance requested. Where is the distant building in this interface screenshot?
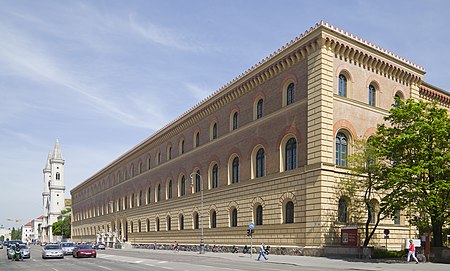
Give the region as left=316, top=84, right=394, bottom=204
left=21, top=216, right=43, bottom=244
left=71, top=22, right=450, bottom=255
left=0, top=226, right=11, bottom=241
left=40, top=139, right=66, bottom=243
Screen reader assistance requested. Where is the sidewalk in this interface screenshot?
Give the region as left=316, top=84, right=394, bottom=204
left=126, top=247, right=450, bottom=271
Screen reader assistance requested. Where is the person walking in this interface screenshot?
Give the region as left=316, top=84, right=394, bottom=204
left=407, top=239, right=419, bottom=264
left=257, top=243, right=268, bottom=261
left=173, top=241, right=179, bottom=252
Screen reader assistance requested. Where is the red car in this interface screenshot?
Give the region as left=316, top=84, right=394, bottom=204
left=72, top=244, right=96, bottom=258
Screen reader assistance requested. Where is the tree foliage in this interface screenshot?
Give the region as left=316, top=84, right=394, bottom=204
left=339, top=138, right=389, bottom=247
left=10, top=227, right=22, bottom=240
left=370, top=99, right=450, bottom=247
left=52, top=215, right=71, bottom=238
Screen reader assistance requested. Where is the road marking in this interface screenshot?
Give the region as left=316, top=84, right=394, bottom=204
left=135, top=260, right=143, bottom=263
left=158, top=260, right=168, bottom=263
left=162, top=267, right=174, bottom=270
left=98, top=266, right=112, bottom=270
left=51, top=268, right=58, bottom=271
left=146, top=263, right=155, bottom=266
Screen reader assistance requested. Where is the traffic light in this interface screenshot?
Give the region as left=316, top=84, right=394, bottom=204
left=246, top=228, right=254, bottom=237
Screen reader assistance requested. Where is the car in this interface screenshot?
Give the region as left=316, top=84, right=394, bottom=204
left=95, top=243, right=106, bottom=250
left=61, top=242, right=76, bottom=255
left=18, top=244, right=30, bottom=258
left=73, top=244, right=96, bottom=258
left=42, top=244, right=64, bottom=259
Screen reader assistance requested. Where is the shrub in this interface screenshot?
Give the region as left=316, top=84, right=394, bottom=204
left=372, top=249, right=404, bottom=259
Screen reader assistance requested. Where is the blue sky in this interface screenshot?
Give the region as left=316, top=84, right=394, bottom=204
left=1, top=0, right=449, bottom=230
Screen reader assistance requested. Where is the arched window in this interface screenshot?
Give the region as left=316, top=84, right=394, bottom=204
left=211, top=164, right=218, bottom=189
left=147, top=157, right=151, bottom=170
left=195, top=170, right=201, bottom=193
left=194, top=212, right=199, bottom=229
left=157, top=184, right=161, bottom=202
left=336, top=132, right=348, bottom=166
left=231, top=208, right=238, bottom=227
left=139, top=190, right=142, bottom=206
left=146, top=218, right=150, bottom=232
left=147, top=187, right=151, bottom=204
left=211, top=210, right=217, bottom=228
left=393, top=92, right=403, bottom=108
left=285, top=138, right=297, bottom=171
left=255, top=205, right=263, bottom=225
left=124, top=196, right=128, bottom=210
left=138, top=220, right=142, bottom=232
left=338, top=74, right=347, bottom=97
left=157, top=152, right=161, bottom=165
left=167, top=146, right=172, bottom=160
left=130, top=221, right=134, bottom=233
left=138, top=161, right=142, bottom=174
left=167, top=216, right=171, bottom=231
left=285, top=201, right=294, bottom=224
left=232, top=157, right=239, bottom=184
left=156, top=217, right=160, bottom=231
left=179, top=139, right=185, bottom=154
left=256, top=99, right=264, bottom=119
left=131, top=193, right=135, bottom=208
left=179, top=214, right=184, bottom=230
left=232, top=112, right=238, bottom=130
left=287, top=83, right=295, bottom=105
left=180, top=176, right=186, bottom=196
left=338, top=198, right=348, bottom=223
left=167, top=180, right=173, bottom=199
left=195, top=132, right=200, bottom=148
left=368, top=84, right=376, bottom=106
left=211, top=122, right=218, bottom=140
left=393, top=209, right=400, bottom=225
left=369, top=200, right=378, bottom=224
left=256, top=148, right=265, bottom=178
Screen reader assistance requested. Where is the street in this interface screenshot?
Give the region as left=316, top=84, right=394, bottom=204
left=0, top=245, right=448, bottom=271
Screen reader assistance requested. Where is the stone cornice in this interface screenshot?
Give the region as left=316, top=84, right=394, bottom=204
left=71, top=21, right=432, bottom=194
left=419, top=83, right=450, bottom=107
left=322, top=30, right=424, bottom=86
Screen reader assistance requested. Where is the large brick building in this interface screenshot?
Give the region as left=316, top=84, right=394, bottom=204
left=70, top=22, right=450, bottom=255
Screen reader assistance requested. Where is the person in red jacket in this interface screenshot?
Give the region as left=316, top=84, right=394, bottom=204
left=407, top=239, right=419, bottom=264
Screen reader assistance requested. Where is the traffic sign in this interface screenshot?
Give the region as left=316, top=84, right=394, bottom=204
left=249, top=223, right=254, bottom=229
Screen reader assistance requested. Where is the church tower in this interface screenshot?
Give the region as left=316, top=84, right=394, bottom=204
left=41, top=139, right=66, bottom=242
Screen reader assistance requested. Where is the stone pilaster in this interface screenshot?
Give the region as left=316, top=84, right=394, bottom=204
left=304, top=39, right=335, bottom=249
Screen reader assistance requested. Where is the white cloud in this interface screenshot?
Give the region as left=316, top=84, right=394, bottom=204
left=128, top=13, right=205, bottom=52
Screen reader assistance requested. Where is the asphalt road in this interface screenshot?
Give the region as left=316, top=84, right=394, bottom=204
left=0, top=245, right=448, bottom=271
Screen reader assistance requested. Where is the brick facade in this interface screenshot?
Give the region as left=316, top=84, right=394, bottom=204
left=71, top=22, right=449, bottom=254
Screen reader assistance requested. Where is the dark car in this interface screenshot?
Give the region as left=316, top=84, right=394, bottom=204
left=73, top=244, right=96, bottom=258
left=95, top=243, right=106, bottom=250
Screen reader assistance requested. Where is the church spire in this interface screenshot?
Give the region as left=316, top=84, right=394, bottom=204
left=52, top=139, right=63, bottom=160
left=43, top=151, right=51, bottom=172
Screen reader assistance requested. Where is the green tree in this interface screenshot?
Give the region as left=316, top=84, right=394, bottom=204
left=52, top=215, right=71, bottom=238
left=371, top=99, right=450, bottom=247
left=10, top=227, right=22, bottom=240
left=340, top=138, right=390, bottom=247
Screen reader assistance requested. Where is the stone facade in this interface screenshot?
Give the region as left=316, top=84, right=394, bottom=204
left=70, top=22, right=449, bottom=254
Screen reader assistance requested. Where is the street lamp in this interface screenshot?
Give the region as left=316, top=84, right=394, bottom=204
left=190, top=172, right=204, bottom=254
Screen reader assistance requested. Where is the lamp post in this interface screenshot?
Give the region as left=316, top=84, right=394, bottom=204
left=190, top=172, right=204, bottom=254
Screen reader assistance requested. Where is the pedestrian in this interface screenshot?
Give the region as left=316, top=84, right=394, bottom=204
left=173, top=241, right=179, bottom=252
left=407, top=239, right=419, bottom=264
left=257, top=243, right=268, bottom=261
